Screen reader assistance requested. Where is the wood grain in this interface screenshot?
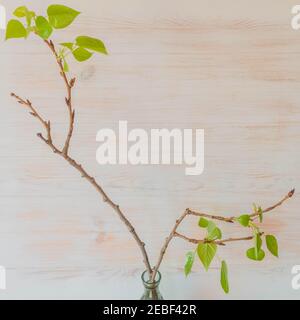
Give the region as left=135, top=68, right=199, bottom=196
left=0, top=0, right=299, bottom=299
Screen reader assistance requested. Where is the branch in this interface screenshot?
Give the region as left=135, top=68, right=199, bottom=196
left=151, top=190, right=294, bottom=281
left=187, top=210, right=234, bottom=223
left=188, top=189, right=295, bottom=223
left=44, top=39, right=75, bottom=156
left=11, top=91, right=152, bottom=275
left=174, top=231, right=264, bottom=246
left=151, top=209, right=190, bottom=281
left=10, top=38, right=153, bottom=276
left=10, top=93, right=55, bottom=148
left=251, top=188, right=295, bottom=217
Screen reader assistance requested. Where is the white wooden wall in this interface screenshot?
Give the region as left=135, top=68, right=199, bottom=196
left=0, top=0, right=299, bottom=299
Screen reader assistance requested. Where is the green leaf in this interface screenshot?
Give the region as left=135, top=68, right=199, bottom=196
left=13, top=6, right=28, bottom=18
left=72, top=47, right=93, bottom=62
left=13, top=6, right=35, bottom=26
left=254, top=232, right=262, bottom=259
left=198, top=217, right=209, bottom=228
left=184, top=251, right=195, bottom=277
left=220, top=260, right=229, bottom=294
left=197, top=242, right=217, bottom=271
left=47, top=5, right=80, bottom=29
left=35, top=16, right=53, bottom=40
left=207, top=220, right=216, bottom=233
left=5, top=20, right=27, bottom=40
left=246, top=247, right=265, bottom=261
left=60, top=42, right=74, bottom=50
left=236, top=214, right=251, bottom=227
left=63, top=58, right=69, bottom=72
left=27, top=11, right=36, bottom=26
left=76, top=36, right=107, bottom=54
left=266, top=235, right=278, bottom=257
left=207, top=227, right=222, bottom=241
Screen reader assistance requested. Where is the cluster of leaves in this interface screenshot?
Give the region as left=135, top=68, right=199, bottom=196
left=184, top=204, right=279, bottom=294
left=5, top=4, right=107, bottom=71
left=184, top=217, right=229, bottom=293
left=236, top=204, right=278, bottom=261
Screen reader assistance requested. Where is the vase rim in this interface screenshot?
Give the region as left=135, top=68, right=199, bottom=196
left=141, top=270, right=161, bottom=285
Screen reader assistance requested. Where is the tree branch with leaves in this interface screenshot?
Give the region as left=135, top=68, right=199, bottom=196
left=151, top=189, right=294, bottom=292
left=6, top=4, right=295, bottom=296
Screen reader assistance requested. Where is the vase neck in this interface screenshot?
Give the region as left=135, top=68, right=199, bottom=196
left=140, top=270, right=164, bottom=300
left=141, top=270, right=161, bottom=289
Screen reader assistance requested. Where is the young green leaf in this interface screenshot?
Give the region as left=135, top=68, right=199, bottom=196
left=72, top=47, right=93, bottom=62
left=197, top=242, right=217, bottom=271
left=258, top=206, right=263, bottom=223
left=184, top=251, right=195, bottom=277
left=47, top=5, right=80, bottom=29
left=236, top=214, right=250, bottom=227
left=266, top=235, right=278, bottom=257
left=254, top=232, right=262, bottom=259
left=76, top=36, right=107, bottom=54
left=13, top=6, right=28, bottom=18
left=198, top=217, right=208, bottom=228
left=5, top=20, right=27, bottom=40
left=13, top=6, right=35, bottom=26
left=220, top=260, right=229, bottom=294
left=207, top=227, right=222, bottom=241
left=35, top=16, right=53, bottom=40
left=26, top=11, right=36, bottom=26
left=246, top=247, right=265, bottom=261
left=60, top=42, right=74, bottom=51
left=207, top=220, right=216, bottom=233
left=63, top=58, right=69, bottom=72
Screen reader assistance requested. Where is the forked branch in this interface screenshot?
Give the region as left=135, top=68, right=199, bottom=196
left=151, top=189, right=294, bottom=281
left=11, top=39, right=152, bottom=276
left=44, top=39, right=75, bottom=156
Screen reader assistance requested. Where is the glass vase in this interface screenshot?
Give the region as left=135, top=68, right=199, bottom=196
left=140, top=270, right=164, bottom=300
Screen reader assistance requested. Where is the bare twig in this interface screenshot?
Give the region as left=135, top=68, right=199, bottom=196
left=44, top=39, right=75, bottom=156
left=187, top=210, right=234, bottom=223
left=174, top=231, right=264, bottom=246
left=187, top=189, right=295, bottom=223
left=251, top=188, right=295, bottom=217
left=150, top=209, right=190, bottom=281
left=11, top=39, right=153, bottom=276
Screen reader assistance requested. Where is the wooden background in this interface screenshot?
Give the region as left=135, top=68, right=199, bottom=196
left=0, top=0, right=299, bottom=299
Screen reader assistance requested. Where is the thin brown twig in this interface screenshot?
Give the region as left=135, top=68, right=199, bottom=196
left=150, top=209, right=190, bottom=281
left=174, top=231, right=264, bottom=246
left=187, top=189, right=295, bottom=223
left=187, top=210, right=234, bottom=223
left=44, top=39, right=75, bottom=156
left=252, top=188, right=295, bottom=216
